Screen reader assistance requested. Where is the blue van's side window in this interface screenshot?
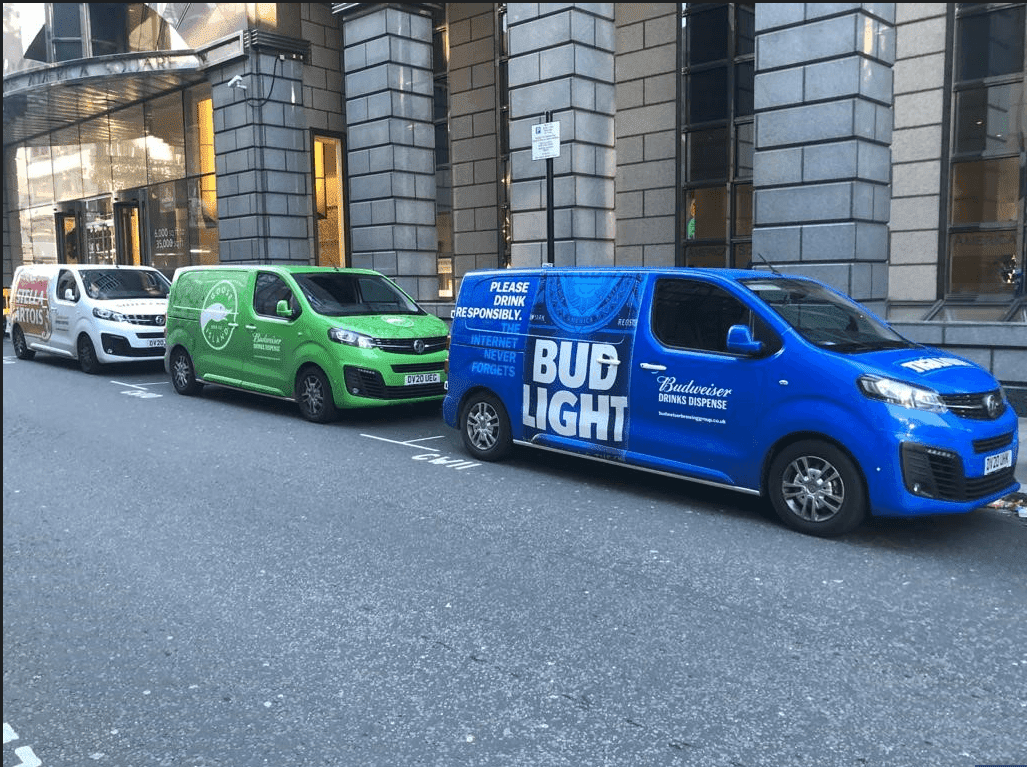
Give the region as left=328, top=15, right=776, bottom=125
left=652, top=278, right=780, bottom=355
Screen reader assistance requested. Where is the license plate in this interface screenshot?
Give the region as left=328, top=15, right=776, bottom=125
left=404, top=372, right=440, bottom=385
left=148, top=339, right=166, bottom=348
left=984, top=449, right=1012, bottom=475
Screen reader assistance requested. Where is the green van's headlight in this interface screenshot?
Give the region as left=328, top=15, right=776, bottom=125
left=328, top=327, right=376, bottom=349
left=858, top=375, right=947, bottom=413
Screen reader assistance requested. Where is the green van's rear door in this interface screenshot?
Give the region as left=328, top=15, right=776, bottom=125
left=190, top=268, right=252, bottom=386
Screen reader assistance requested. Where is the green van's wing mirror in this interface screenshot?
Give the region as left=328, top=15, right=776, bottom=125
left=726, top=324, right=763, bottom=356
left=276, top=299, right=295, bottom=319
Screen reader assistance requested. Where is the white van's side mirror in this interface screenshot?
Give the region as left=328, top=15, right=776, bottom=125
left=726, top=324, right=763, bottom=356
left=64, top=288, right=75, bottom=301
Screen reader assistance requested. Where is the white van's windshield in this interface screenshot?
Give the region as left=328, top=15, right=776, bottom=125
left=81, top=269, right=170, bottom=300
left=293, top=272, right=425, bottom=317
left=741, top=277, right=914, bottom=353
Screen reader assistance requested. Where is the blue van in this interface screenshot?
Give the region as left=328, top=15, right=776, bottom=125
left=442, top=267, right=1020, bottom=536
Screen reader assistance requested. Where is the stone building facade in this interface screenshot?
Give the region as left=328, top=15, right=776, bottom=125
left=4, top=3, right=1025, bottom=404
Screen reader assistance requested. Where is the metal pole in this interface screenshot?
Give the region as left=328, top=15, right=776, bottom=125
left=545, top=110, right=554, bottom=265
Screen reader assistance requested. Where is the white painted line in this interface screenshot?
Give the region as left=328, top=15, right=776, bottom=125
left=13, top=745, right=42, bottom=767
left=360, top=434, right=444, bottom=452
left=4, top=722, right=19, bottom=743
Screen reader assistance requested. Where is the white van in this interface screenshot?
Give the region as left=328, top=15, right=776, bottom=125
left=9, top=263, right=170, bottom=373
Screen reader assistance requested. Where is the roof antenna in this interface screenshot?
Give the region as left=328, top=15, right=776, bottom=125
left=749, top=252, right=781, bottom=275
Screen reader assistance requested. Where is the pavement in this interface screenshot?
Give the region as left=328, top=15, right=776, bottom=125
left=990, top=416, right=1027, bottom=518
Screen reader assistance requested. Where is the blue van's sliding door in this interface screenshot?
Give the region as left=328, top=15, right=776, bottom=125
left=627, top=276, right=778, bottom=491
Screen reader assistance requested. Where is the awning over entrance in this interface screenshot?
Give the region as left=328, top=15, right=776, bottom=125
left=2, top=51, right=206, bottom=147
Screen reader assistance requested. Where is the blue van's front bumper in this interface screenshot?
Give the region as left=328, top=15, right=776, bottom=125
left=863, top=406, right=1020, bottom=518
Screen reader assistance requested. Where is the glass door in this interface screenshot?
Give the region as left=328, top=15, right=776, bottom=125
left=55, top=211, right=83, bottom=264
left=114, top=201, right=143, bottom=266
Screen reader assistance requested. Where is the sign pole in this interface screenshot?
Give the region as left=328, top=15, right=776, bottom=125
left=545, top=111, right=555, bottom=265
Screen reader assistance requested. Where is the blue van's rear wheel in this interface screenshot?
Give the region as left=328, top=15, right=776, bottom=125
left=768, top=440, right=867, bottom=536
left=461, top=391, right=512, bottom=461
left=170, top=347, right=203, bottom=395
left=296, top=367, right=338, bottom=423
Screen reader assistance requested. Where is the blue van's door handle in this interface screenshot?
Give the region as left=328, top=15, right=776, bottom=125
left=640, top=362, right=667, bottom=371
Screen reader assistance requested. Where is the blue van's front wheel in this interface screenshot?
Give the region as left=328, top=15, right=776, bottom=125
left=296, top=367, right=338, bottom=424
left=768, top=440, right=867, bottom=536
left=460, top=392, right=512, bottom=461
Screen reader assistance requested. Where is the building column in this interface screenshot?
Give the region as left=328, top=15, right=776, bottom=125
left=212, top=43, right=312, bottom=264
left=506, top=4, right=617, bottom=267
left=752, top=4, right=896, bottom=310
left=339, top=6, right=437, bottom=302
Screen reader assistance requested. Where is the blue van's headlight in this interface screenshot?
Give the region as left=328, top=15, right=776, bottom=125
left=93, top=307, right=127, bottom=323
left=858, top=375, right=948, bottom=413
left=328, top=327, right=376, bottom=349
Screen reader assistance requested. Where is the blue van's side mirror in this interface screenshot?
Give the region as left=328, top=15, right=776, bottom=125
left=726, top=324, right=763, bottom=356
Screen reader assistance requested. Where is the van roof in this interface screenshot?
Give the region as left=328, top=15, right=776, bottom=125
left=464, top=266, right=802, bottom=283
left=174, top=265, right=382, bottom=276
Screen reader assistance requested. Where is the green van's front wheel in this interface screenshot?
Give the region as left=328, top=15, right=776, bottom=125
left=296, top=367, right=338, bottom=423
left=460, top=391, right=512, bottom=461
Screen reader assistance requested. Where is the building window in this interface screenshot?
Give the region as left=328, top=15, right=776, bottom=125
left=680, top=3, right=755, bottom=269
left=313, top=135, right=346, bottom=268
left=433, top=6, right=455, bottom=299
left=946, top=3, right=1026, bottom=306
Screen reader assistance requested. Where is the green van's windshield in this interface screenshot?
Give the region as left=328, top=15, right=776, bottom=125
left=293, top=272, right=425, bottom=317
left=741, top=277, right=914, bottom=353
left=81, top=269, right=170, bottom=300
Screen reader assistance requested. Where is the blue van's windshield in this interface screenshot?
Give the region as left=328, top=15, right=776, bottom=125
left=293, top=272, right=425, bottom=317
left=81, top=269, right=170, bottom=300
left=741, top=277, right=914, bottom=353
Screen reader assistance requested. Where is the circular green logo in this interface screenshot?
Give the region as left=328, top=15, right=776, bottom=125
left=200, top=280, right=238, bottom=350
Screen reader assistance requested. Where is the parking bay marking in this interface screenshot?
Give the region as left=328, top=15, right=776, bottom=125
left=4, top=723, right=42, bottom=767
left=361, top=434, right=481, bottom=471
left=111, top=379, right=169, bottom=399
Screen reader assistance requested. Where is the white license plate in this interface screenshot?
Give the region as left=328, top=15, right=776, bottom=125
left=148, top=339, right=166, bottom=348
left=404, top=372, right=440, bottom=385
left=984, top=449, right=1012, bottom=475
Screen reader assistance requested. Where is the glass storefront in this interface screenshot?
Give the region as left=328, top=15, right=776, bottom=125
left=7, top=82, right=216, bottom=279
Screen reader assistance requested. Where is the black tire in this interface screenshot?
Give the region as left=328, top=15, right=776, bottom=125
left=767, top=439, right=867, bottom=537
left=169, top=347, right=203, bottom=395
left=12, top=325, right=35, bottom=360
left=77, top=334, right=101, bottom=374
left=296, top=367, right=337, bottom=423
left=460, top=391, right=512, bottom=462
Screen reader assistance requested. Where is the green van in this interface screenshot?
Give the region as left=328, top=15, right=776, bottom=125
left=164, top=265, right=449, bottom=422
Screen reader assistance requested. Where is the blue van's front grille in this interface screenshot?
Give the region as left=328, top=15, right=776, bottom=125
left=939, top=390, right=1006, bottom=420
left=972, top=432, right=1014, bottom=454
left=344, top=366, right=446, bottom=400
left=900, top=442, right=1015, bottom=501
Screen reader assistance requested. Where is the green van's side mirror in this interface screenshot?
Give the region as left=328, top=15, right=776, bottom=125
left=276, top=299, right=295, bottom=319
left=726, top=324, right=763, bottom=356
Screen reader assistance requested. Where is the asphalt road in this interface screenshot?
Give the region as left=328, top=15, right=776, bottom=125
left=3, top=336, right=1025, bottom=767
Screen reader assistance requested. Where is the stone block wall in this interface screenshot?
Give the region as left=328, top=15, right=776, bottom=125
left=613, top=2, right=678, bottom=267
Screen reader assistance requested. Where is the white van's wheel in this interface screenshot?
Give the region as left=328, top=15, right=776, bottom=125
left=170, top=347, right=203, bottom=395
left=296, top=367, right=338, bottom=423
left=767, top=440, right=867, bottom=536
left=460, top=391, right=512, bottom=461
left=77, top=334, right=101, bottom=374
left=12, top=325, right=35, bottom=360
